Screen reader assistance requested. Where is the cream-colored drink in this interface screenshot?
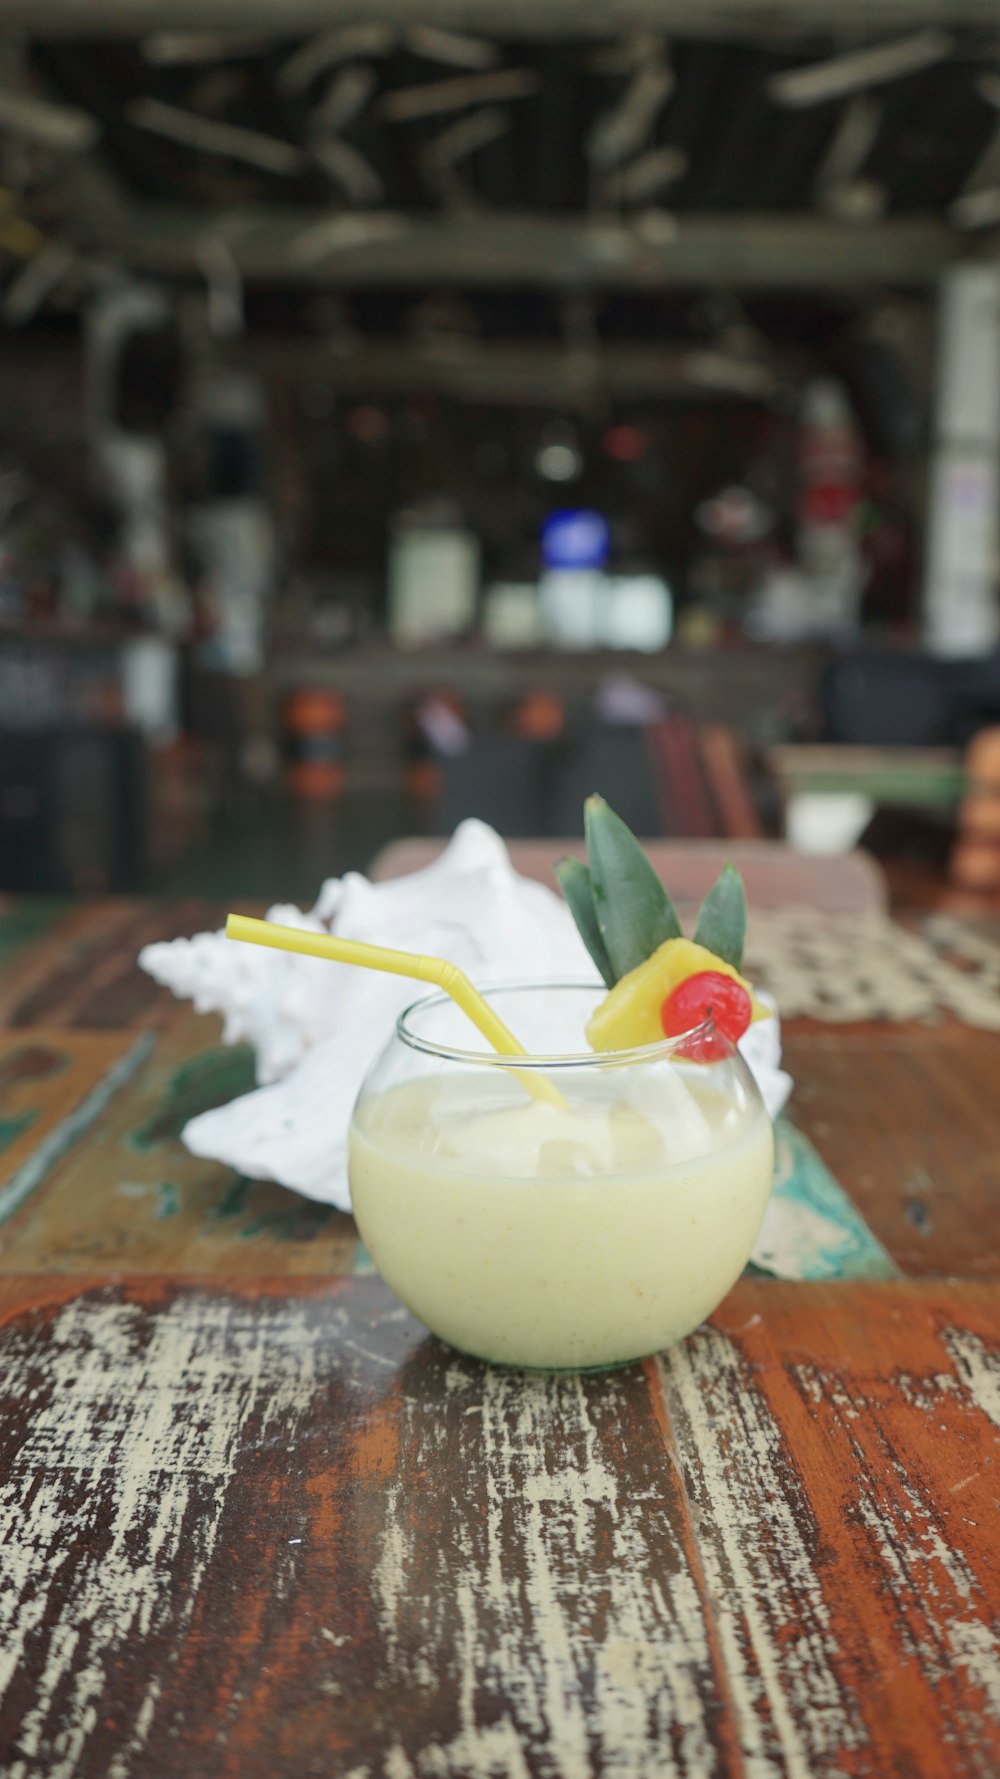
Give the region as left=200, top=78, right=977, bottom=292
left=349, top=1066, right=774, bottom=1370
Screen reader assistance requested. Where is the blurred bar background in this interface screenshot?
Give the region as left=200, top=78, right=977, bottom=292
left=2, top=1, right=1000, bottom=903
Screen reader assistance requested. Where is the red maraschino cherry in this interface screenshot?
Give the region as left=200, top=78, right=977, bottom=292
left=660, top=969, right=752, bottom=1048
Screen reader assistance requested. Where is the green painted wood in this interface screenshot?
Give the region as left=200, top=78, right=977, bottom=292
left=752, top=1116, right=900, bottom=1283
left=352, top=1237, right=377, bottom=1276
left=0, top=900, right=67, bottom=967
left=127, top=1046, right=257, bottom=1149
left=0, top=1033, right=156, bottom=1228
left=781, top=768, right=965, bottom=805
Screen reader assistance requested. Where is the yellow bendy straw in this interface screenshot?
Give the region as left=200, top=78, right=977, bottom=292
left=225, top=914, right=567, bottom=1109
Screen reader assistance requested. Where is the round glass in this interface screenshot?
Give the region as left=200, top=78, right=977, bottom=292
left=348, top=983, right=774, bottom=1372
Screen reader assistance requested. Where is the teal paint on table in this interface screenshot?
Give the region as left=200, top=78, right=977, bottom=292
left=237, top=1202, right=337, bottom=1242
left=353, top=1239, right=377, bottom=1278
left=0, top=1110, right=36, bottom=1154
left=0, top=901, right=67, bottom=970
left=155, top=1181, right=181, bottom=1220
left=128, top=1046, right=257, bottom=1151
left=750, top=1116, right=900, bottom=1282
left=213, top=1176, right=254, bottom=1222
left=0, top=1033, right=156, bottom=1229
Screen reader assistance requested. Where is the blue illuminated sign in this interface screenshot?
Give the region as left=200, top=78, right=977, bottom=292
left=541, top=510, right=610, bottom=571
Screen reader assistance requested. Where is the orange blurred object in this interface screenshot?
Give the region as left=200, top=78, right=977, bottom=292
left=510, top=691, right=566, bottom=741
left=951, top=841, right=1000, bottom=892
left=284, top=688, right=346, bottom=799
left=950, top=727, right=1000, bottom=896
left=968, top=727, right=1000, bottom=773
left=406, top=759, right=443, bottom=801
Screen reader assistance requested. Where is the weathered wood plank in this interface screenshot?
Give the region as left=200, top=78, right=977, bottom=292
left=60, top=206, right=969, bottom=291
left=0, top=899, right=94, bottom=1018
left=0, top=898, right=67, bottom=968
left=0, top=1273, right=739, bottom=1779
left=0, top=899, right=229, bottom=1033
left=371, top=837, right=889, bottom=913
left=783, top=1022, right=1000, bottom=1277
left=0, top=898, right=137, bottom=1026
left=0, top=1010, right=358, bottom=1276
left=757, top=1117, right=898, bottom=1282
left=0, top=1028, right=130, bottom=1178
left=663, top=1281, right=1000, bottom=1779
left=0, top=1275, right=996, bottom=1779
left=0, top=1027, right=149, bottom=1235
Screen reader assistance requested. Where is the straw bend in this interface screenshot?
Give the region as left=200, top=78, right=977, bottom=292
left=224, top=912, right=566, bottom=1107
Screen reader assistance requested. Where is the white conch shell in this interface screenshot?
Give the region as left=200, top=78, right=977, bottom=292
left=139, top=820, right=791, bottom=1212
left=140, top=819, right=562, bottom=1084
left=140, top=821, right=586, bottom=1207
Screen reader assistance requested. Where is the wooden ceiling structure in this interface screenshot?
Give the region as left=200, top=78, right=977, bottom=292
left=14, top=2, right=1000, bottom=32
left=0, top=3, right=996, bottom=297
left=0, top=0, right=991, bottom=408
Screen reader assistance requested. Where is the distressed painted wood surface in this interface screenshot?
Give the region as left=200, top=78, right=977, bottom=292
left=0, top=1010, right=879, bottom=1282
left=754, top=1118, right=898, bottom=1282
left=0, top=1273, right=996, bottom=1779
left=0, top=1008, right=358, bottom=1277
left=1, top=899, right=999, bottom=1777
left=0, top=898, right=229, bottom=1033
left=784, top=1021, right=1000, bottom=1278
left=0, top=896, right=998, bottom=1278
left=0, top=901, right=69, bottom=1008
left=0, top=901, right=366, bottom=1280
left=0, top=1028, right=137, bottom=1186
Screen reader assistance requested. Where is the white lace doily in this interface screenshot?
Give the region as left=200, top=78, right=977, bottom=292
left=745, top=909, right=1000, bottom=1030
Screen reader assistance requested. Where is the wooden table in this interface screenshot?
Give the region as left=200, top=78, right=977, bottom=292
left=0, top=893, right=997, bottom=1779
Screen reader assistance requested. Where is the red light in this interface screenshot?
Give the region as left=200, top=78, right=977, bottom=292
left=603, top=424, right=648, bottom=463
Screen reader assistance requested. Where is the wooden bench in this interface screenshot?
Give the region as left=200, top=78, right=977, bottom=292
left=372, top=837, right=888, bottom=915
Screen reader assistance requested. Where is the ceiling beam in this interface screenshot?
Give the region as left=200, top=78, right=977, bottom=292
left=241, top=337, right=786, bottom=401
left=14, top=0, right=1000, bottom=39
left=65, top=205, right=968, bottom=289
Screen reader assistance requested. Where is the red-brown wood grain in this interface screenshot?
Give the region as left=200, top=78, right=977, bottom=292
left=0, top=1274, right=996, bottom=1779
left=784, top=1022, right=1000, bottom=1277
left=0, top=1028, right=133, bottom=1184
left=0, top=898, right=229, bottom=1032
left=668, top=1281, right=1000, bottom=1778
left=0, top=893, right=998, bottom=1777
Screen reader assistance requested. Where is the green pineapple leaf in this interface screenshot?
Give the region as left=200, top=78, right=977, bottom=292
left=584, top=795, right=682, bottom=981
left=554, top=857, right=617, bottom=989
left=693, top=864, right=747, bottom=970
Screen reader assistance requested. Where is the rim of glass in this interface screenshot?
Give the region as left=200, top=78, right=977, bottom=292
left=395, top=980, right=728, bottom=1070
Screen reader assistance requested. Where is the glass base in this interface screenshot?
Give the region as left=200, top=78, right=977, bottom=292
left=444, top=1338, right=649, bottom=1375
left=513, top=1358, right=647, bottom=1375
